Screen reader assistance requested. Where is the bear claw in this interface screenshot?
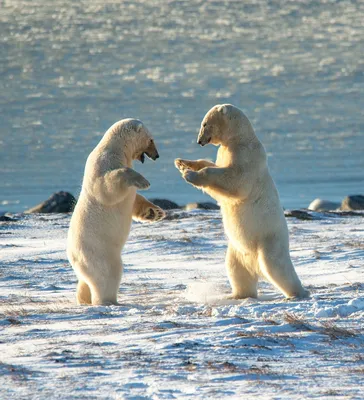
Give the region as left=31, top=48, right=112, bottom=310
left=145, top=206, right=165, bottom=222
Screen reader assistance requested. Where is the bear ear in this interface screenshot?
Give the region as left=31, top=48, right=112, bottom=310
left=136, top=122, right=143, bottom=133
left=217, top=105, right=227, bottom=115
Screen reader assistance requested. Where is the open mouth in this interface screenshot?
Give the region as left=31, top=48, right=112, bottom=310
left=139, top=150, right=159, bottom=163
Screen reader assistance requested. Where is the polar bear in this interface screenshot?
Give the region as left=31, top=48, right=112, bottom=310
left=175, top=104, right=309, bottom=299
left=67, top=118, right=166, bottom=305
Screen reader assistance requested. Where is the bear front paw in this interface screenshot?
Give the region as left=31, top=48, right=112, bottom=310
left=134, top=175, right=150, bottom=190
left=144, top=206, right=166, bottom=222
left=175, top=158, right=190, bottom=172
left=183, top=170, right=200, bottom=186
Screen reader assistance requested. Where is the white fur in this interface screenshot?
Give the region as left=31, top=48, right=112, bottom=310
left=175, top=104, right=309, bottom=299
left=67, top=118, right=165, bottom=305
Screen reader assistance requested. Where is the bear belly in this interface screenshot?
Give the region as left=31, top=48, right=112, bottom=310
left=221, top=206, right=259, bottom=253
left=69, top=191, right=135, bottom=260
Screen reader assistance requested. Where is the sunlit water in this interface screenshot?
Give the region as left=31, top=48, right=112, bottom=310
left=1, top=0, right=363, bottom=213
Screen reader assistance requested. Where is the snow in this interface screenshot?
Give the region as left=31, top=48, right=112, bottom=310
left=0, top=210, right=363, bottom=399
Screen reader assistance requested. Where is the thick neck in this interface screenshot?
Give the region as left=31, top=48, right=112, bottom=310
left=220, top=134, right=247, bottom=149
left=99, top=130, right=135, bottom=167
left=220, top=124, right=257, bottom=149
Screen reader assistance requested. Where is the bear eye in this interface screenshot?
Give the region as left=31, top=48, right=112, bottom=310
left=203, top=123, right=207, bottom=127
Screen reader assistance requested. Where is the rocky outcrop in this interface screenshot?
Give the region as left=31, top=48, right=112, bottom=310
left=0, top=215, right=17, bottom=222
left=341, top=195, right=364, bottom=211
left=25, top=191, right=76, bottom=213
left=185, top=202, right=220, bottom=211
left=284, top=210, right=317, bottom=220
left=149, top=199, right=180, bottom=210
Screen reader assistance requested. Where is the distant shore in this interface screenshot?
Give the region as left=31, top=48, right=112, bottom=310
left=2, top=192, right=364, bottom=217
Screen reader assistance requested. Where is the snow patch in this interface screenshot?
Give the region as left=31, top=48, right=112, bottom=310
left=185, top=281, right=225, bottom=303
left=1, top=212, right=363, bottom=399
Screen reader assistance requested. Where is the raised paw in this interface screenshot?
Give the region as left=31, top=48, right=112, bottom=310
left=143, top=206, right=166, bottom=222
left=182, top=170, right=200, bottom=186
left=133, top=175, right=150, bottom=190
left=175, top=158, right=191, bottom=172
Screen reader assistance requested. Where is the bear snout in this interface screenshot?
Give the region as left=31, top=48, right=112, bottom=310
left=197, top=126, right=212, bottom=146
left=197, top=135, right=211, bottom=146
left=145, top=141, right=160, bottom=160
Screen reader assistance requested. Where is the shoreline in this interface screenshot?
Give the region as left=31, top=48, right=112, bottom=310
left=2, top=192, right=364, bottom=220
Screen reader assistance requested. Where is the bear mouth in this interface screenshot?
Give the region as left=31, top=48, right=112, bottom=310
left=198, top=137, right=211, bottom=146
left=139, top=150, right=159, bottom=163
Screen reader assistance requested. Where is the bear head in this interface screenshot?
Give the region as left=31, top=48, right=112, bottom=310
left=197, top=104, right=254, bottom=147
left=110, top=118, right=159, bottom=163
left=131, top=120, right=159, bottom=164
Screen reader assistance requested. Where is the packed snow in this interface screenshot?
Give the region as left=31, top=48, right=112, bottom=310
left=0, top=210, right=363, bottom=399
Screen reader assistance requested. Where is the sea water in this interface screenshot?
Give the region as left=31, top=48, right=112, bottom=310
left=1, top=0, right=363, bottom=213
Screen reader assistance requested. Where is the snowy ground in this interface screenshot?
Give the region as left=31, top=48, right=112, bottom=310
left=0, top=210, right=363, bottom=399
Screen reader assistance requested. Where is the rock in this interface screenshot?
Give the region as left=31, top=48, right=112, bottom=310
left=185, top=202, right=220, bottom=211
left=0, top=215, right=16, bottom=222
left=163, top=211, right=190, bottom=220
left=25, top=191, right=77, bottom=213
left=341, top=195, right=364, bottom=211
left=149, top=199, right=180, bottom=210
left=308, top=198, right=340, bottom=212
left=284, top=210, right=315, bottom=220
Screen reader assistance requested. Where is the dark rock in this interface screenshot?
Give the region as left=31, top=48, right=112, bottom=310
left=163, top=211, right=190, bottom=220
left=341, top=195, right=364, bottom=211
left=0, top=215, right=16, bottom=222
left=25, top=191, right=77, bottom=214
left=149, top=199, right=180, bottom=210
left=284, top=210, right=315, bottom=220
left=185, top=202, right=220, bottom=211
left=325, top=210, right=364, bottom=217
left=308, top=198, right=340, bottom=212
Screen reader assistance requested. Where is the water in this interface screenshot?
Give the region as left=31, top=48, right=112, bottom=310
left=1, top=0, right=363, bottom=213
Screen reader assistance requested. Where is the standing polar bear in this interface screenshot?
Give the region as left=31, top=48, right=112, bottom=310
left=67, top=119, right=165, bottom=305
left=175, top=104, right=309, bottom=299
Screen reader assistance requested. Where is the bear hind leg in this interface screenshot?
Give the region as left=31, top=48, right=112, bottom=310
left=77, top=280, right=92, bottom=305
left=258, top=243, right=309, bottom=299
left=226, top=245, right=258, bottom=299
left=87, top=263, right=122, bottom=306
left=88, top=283, right=119, bottom=305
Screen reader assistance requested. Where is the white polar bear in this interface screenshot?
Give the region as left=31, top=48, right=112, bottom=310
left=67, top=118, right=166, bottom=305
left=175, top=104, right=309, bottom=299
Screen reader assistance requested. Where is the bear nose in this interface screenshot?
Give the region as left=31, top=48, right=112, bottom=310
left=151, top=151, right=159, bottom=160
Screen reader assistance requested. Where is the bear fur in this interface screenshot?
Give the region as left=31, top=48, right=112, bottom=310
left=67, top=118, right=165, bottom=305
left=175, top=104, right=309, bottom=299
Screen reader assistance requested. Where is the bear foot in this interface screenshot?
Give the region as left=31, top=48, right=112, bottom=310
left=285, top=289, right=311, bottom=301
left=92, top=299, right=120, bottom=306
left=142, top=206, right=166, bottom=222
left=226, top=293, right=257, bottom=300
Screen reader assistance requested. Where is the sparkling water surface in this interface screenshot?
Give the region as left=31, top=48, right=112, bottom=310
left=1, top=0, right=363, bottom=213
